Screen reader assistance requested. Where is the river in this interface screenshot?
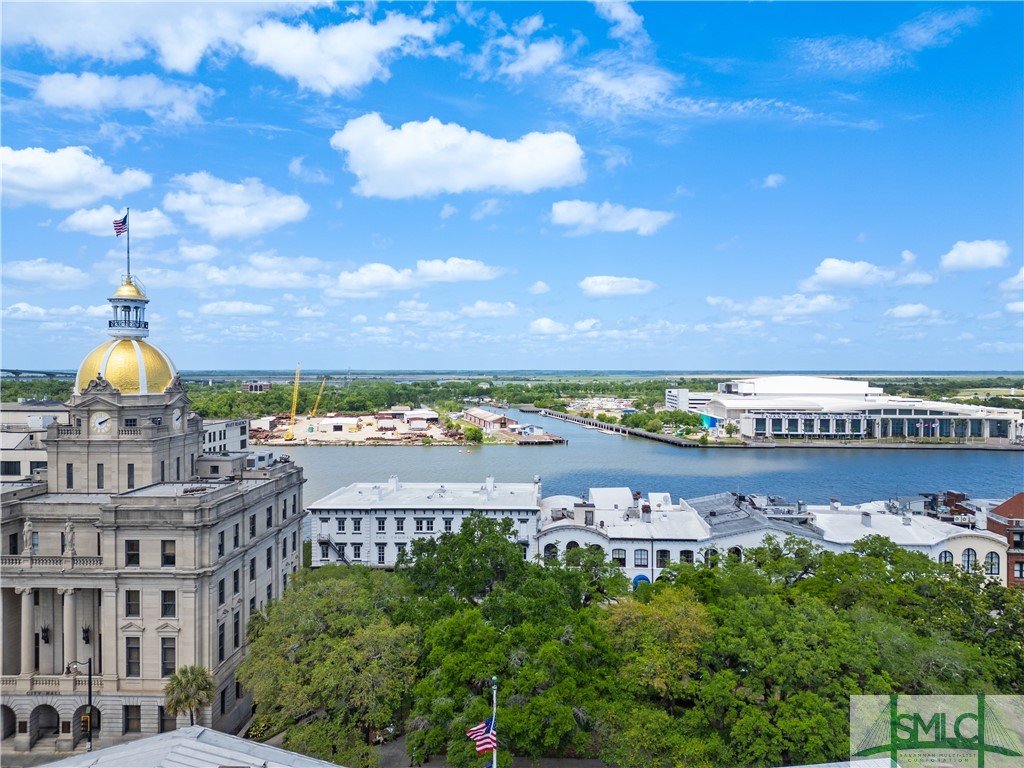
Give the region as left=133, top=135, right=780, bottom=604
left=283, top=409, right=1023, bottom=507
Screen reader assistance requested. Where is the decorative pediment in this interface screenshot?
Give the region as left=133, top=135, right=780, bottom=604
left=155, top=622, right=180, bottom=633
left=74, top=391, right=122, bottom=411
left=81, top=376, right=121, bottom=397
left=164, top=375, right=188, bottom=395
left=120, top=621, right=144, bottom=633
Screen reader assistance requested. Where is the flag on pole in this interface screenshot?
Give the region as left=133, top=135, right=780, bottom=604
left=467, top=717, right=496, bottom=754
left=113, top=213, right=128, bottom=236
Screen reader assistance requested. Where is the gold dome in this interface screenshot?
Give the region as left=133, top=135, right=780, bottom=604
left=112, top=279, right=147, bottom=299
left=75, top=339, right=177, bottom=395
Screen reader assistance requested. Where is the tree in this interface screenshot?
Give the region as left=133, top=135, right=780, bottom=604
left=463, top=426, right=484, bottom=443
left=724, top=422, right=738, bottom=437
left=164, top=665, right=215, bottom=726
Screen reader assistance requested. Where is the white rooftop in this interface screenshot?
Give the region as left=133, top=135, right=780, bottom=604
left=808, top=507, right=1006, bottom=548
left=39, top=725, right=346, bottom=768
left=310, top=476, right=542, bottom=511
left=724, top=375, right=881, bottom=397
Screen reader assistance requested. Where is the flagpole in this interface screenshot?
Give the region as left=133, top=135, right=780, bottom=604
left=491, top=676, right=498, bottom=768
left=126, top=207, right=131, bottom=277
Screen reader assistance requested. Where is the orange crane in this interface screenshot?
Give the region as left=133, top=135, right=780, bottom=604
left=310, top=377, right=327, bottom=417
left=283, top=364, right=300, bottom=440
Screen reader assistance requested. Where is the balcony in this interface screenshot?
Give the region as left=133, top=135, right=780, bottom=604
left=108, top=319, right=149, bottom=330
left=0, top=555, right=103, bottom=570
left=0, top=675, right=104, bottom=693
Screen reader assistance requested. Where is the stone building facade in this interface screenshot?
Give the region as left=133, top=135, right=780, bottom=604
left=0, top=275, right=304, bottom=754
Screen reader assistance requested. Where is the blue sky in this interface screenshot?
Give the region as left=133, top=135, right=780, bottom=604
left=2, top=1, right=1022, bottom=372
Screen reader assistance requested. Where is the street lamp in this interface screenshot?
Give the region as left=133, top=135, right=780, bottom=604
left=64, top=658, right=93, bottom=751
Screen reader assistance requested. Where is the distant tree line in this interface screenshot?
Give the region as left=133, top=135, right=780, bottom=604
left=238, top=517, right=1023, bottom=768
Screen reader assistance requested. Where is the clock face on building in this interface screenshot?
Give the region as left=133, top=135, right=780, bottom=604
left=172, top=408, right=183, bottom=431
left=90, top=411, right=113, bottom=434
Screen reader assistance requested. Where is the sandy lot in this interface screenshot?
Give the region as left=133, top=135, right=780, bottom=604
left=263, top=415, right=456, bottom=446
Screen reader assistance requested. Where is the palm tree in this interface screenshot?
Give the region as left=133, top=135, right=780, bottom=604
left=163, top=665, right=216, bottom=726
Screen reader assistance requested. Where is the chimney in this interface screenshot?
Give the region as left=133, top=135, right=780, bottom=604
left=861, top=511, right=872, bottom=527
left=388, top=474, right=399, bottom=492
left=641, top=503, right=652, bottom=523
left=902, top=515, right=912, bottom=526
left=485, top=476, right=495, bottom=492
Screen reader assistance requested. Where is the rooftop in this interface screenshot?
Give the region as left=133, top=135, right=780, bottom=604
left=310, top=476, right=541, bottom=511
left=38, top=725, right=346, bottom=768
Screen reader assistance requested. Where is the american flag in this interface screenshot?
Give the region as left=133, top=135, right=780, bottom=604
left=113, top=214, right=128, bottom=236
left=466, top=717, right=496, bottom=754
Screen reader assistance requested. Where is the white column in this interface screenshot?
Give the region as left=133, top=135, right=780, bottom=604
left=18, top=588, right=34, bottom=674
left=61, top=588, right=76, bottom=668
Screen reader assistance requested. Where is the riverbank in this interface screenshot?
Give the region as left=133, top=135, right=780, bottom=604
left=538, top=409, right=1024, bottom=451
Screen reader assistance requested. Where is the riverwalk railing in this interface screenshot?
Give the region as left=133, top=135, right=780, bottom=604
left=539, top=410, right=703, bottom=448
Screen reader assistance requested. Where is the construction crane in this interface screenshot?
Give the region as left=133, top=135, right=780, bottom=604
left=310, top=377, right=327, bottom=417
left=284, top=364, right=301, bottom=440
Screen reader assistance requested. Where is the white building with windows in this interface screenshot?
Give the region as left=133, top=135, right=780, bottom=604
left=0, top=276, right=304, bottom=755
left=699, top=376, right=1023, bottom=442
left=308, top=475, right=542, bottom=568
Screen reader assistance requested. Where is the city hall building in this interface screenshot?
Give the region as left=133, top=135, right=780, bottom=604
left=0, top=276, right=304, bottom=754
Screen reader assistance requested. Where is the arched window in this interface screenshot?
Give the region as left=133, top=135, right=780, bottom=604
left=938, top=550, right=953, bottom=565
left=961, top=548, right=977, bottom=571
left=705, top=548, right=719, bottom=568
left=611, top=548, right=626, bottom=567
left=656, top=549, right=670, bottom=568
left=680, top=549, right=694, bottom=565
left=566, top=541, right=580, bottom=550
left=543, top=543, right=558, bottom=561
left=984, top=551, right=1000, bottom=575
left=728, top=546, right=743, bottom=561
left=634, top=549, right=649, bottom=567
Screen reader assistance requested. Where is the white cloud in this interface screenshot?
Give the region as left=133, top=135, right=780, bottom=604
left=528, top=280, right=551, bottom=295
left=178, top=242, right=220, bottom=262
left=562, top=53, right=678, bottom=119
left=330, top=113, right=585, bottom=198
left=351, top=314, right=368, bottom=324
left=327, top=257, right=503, bottom=298
left=499, top=37, right=566, bottom=80
left=1, top=303, right=47, bottom=320
left=530, top=317, right=567, bottom=334
left=59, top=205, right=176, bottom=239
left=901, top=249, right=917, bottom=265
left=940, top=240, right=1011, bottom=271
left=440, top=204, right=458, bottom=219
left=35, top=73, right=213, bottom=123
left=885, top=303, right=940, bottom=319
left=761, top=173, right=786, bottom=189
left=598, top=146, right=631, bottom=172
left=241, top=14, right=439, bottom=95
left=551, top=200, right=674, bottom=236
left=798, top=258, right=895, bottom=291
left=999, top=267, right=1024, bottom=292
left=471, top=198, right=503, bottom=220
left=579, top=275, right=656, bottom=297
left=2, top=258, right=91, bottom=289
left=460, top=300, right=518, bottom=318
left=706, top=293, right=849, bottom=317
left=1, top=146, right=151, bottom=208
left=1, top=2, right=307, bottom=72
left=794, top=8, right=979, bottom=74
left=1006, top=301, right=1024, bottom=314
left=417, top=257, right=503, bottom=283
left=163, top=172, right=309, bottom=239
left=573, top=318, right=601, bottom=332
left=592, top=1, right=647, bottom=46
left=288, top=156, right=330, bottom=184
left=198, top=301, right=275, bottom=316
left=895, top=271, right=936, bottom=286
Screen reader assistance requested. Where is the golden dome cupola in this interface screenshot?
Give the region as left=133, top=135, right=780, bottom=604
left=74, top=275, right=179, bottom=395
left=108, top=275, right=149, bottom=339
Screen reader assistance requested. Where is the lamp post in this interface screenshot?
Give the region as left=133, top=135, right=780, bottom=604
left=64, top=658, right=93, bottom=751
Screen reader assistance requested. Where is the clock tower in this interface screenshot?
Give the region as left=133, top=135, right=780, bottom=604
left=47, top=275, right=202, bottom=493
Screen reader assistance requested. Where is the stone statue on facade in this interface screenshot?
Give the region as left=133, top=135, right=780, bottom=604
left=65, top=519, right=77, bottom=556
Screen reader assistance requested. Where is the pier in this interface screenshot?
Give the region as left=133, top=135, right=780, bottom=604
left=540, top=409, right=704, bottom=448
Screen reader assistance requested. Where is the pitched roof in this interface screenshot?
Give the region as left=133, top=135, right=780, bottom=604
left=38, top=725, right=347, bottom=768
